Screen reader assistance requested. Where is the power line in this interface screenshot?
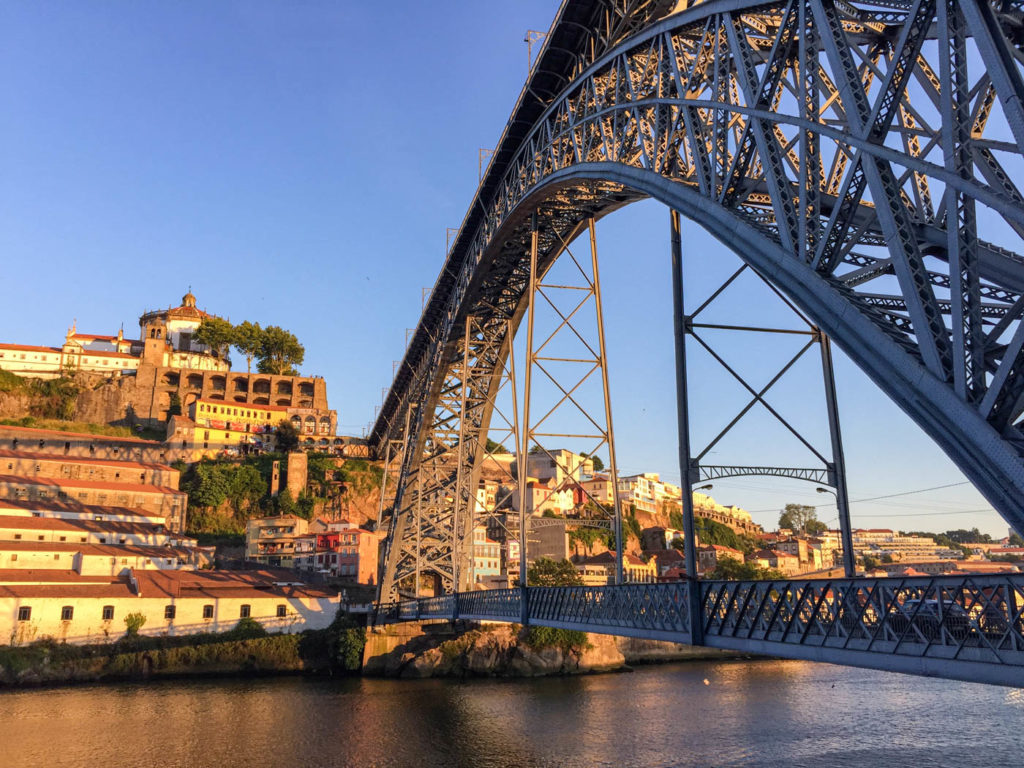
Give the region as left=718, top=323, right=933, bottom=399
left=745, top=480, right=972, bottom=514
left=850, top=508, right=994, bottom=519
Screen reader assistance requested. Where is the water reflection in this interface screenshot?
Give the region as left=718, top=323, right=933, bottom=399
left=1, top=660, right=1021, bottom=768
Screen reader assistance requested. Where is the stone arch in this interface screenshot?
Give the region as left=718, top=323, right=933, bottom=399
left=275, top=381, right=293, bottom=396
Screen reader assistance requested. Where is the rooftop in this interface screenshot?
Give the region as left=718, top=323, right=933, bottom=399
left=0, top=448, right=176, bottom=473
left=0, top=498, right=167, bottom=520
left=0, top=474, right=184, bottom=496
left=0, top=514, right=169, bottom=537
left=0, top=424, right=163, bottom=446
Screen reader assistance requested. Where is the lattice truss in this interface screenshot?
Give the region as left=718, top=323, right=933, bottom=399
left=378, top=0, right=1024, bottom=599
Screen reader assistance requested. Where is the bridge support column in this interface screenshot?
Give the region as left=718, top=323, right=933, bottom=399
left=819, top=331, right=856, bottom=577
left=670, top=209, right=704, bottom=645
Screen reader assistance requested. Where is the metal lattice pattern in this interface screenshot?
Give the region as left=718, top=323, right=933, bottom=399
left=530, top=583, right=692, bottom=638
left=375, top=575, right=1024, bottom=685
left=375, top=0, right=1024, bottom=601
left=701, top=575, right=1024, bottom=662
left=457, top=589, right=523, bottom=620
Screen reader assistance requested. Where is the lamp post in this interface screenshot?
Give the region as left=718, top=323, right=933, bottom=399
left=816, top=486, right=855, bottom=576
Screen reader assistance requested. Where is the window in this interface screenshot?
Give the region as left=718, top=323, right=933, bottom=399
left=102, top=606, right=114, bottom=621
left=202, top=604, right=214, bottom=619
left=61, top=606, right=74, bottom=621
left=54, top=554, right=60, bottom=560
left=17, top=606, right=31, bottom=621
left=276, top=605, right=287, bottom=618
left=11, top=554, right=17, bottom=562
left=164, top=605, right=176, bottom=620
left=239, top=604, right=251, bottom=619
left=59, top=536, right=66, bottom=542
left=13, top=534, right=21, bottom=540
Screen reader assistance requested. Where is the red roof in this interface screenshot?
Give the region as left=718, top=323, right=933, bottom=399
left=0, top=514, right=166, bottom=536
left=0, top=424, right=162, bottom=446
left=0, top=498, right=167, bottom=519
left=72, top=333, right=119, bottom=341
left=0, top=343, right=61, bottom=353
left=0, top=474, right=184, bottom=496
left=0, top=539, right=193, bottom=558
left=0, top=448, right=175, bottom=472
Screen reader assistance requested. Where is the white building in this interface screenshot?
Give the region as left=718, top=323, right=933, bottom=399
left=2, top=569, right=339, bottom=645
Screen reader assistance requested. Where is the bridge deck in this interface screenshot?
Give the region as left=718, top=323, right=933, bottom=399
left=375, top=575, right=1024, bottom=687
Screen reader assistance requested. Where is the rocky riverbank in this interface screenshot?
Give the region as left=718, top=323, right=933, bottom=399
left=362, top=621, right=746, bottom=678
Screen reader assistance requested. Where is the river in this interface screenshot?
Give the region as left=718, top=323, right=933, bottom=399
left=2, top=659, right=1022, bottom=767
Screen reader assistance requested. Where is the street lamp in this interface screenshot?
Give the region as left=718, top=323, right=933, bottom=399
left=815, top=487, right=848, bottom=572
left=696, top=483, right=713, bottom=491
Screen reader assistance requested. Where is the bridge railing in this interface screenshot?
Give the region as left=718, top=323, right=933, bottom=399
left=529, top=583, right=691, bottom=642
left=700, top=575, right=1024, bottom=676
left=373, top=575, right=1024, bottom=684
left=456, top=588, right=522, bottom=621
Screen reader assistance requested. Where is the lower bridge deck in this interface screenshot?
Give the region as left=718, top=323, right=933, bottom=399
left=376, top=575, right=1024, bottom=687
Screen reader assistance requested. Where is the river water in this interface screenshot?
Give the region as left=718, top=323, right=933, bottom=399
left=2, top=659, right=1022, bottom=768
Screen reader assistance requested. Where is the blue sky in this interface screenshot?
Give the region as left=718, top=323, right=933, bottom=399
left=0, top=1, right=1012, bottom=538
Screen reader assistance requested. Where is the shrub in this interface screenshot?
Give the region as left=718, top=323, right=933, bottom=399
left=124, top=612, right=147, bottom=636
left=522, top=626, right=591, bottom=655
left=228, top=617, right=269, bottom=639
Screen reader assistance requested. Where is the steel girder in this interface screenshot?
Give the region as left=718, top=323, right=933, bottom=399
left=377, top=0, right=1024, bottom=601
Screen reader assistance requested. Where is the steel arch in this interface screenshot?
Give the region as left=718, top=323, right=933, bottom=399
left=377, top=0, right=1024, bottom=600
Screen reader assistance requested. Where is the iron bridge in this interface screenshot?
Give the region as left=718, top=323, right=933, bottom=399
left=378, top=574, right=1024, bottom=687
left=368, top=0, right=1024, bottom=685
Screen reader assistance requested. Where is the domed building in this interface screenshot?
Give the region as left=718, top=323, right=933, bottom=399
left=137, top=291, right=229, bottom=372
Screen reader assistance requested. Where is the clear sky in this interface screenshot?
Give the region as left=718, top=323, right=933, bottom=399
left=0, top=1, right=1013, bottom=538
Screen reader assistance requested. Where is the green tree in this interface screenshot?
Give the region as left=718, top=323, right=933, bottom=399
left=123, top=612, right=146, bottom=636
left=527, top=557, right=583, bottom=586
left=193, top=317, right=235, bottom=360
left=1010, top=533, right=1024, bottom=547
left=188, top=461, right=231, bottom=509
left=862, top=555, right=881, bottom=570
left=623, top=507, right=642, bottom=542
left=707, top=556, right=783, bottom=580
left=257, top=325, right=304, bottom=375
left=484, top=437, right=509, bottom=454
left=805, top=518, right=828, bottom=535
left=275, top=419, right=300, bottom=452
left=167, top=392, right=182, bottom=419
left=590, top=455, right=605, bottom=472
left=778, top=503, right=819, bottom=534
left=233, top=321, right=264, bottom=373
left=944, top=527, right=992, bottom=544
left=227, top=464, right=267, bottom=517
left=276, top=488, right=299, bottom=516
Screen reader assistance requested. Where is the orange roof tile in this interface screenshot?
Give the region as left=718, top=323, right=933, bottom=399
left=0, top=514, right=166, bottom=536
left=0, top=424, right=163, bottom=446
left=0, top=448, right=176, bottom=472
left=0, top=474, right=184, bottom=496
left=0, top=498, right=167, bottom=519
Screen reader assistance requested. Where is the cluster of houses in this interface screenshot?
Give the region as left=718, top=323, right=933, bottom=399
left=0, top=424, right=339, bottom=646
